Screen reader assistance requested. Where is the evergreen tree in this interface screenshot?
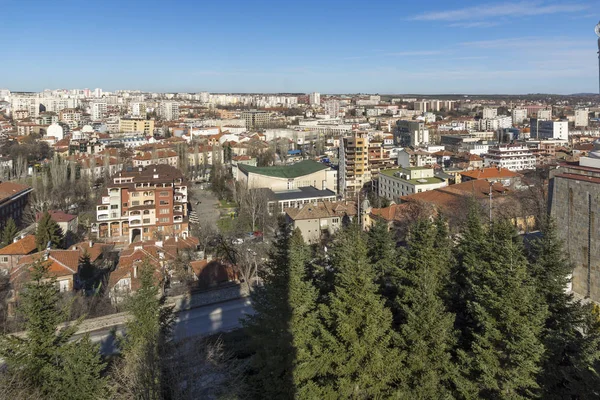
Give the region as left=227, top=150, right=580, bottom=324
left=316, top=223, right=401, bottom=398
left=0, top=259, right=107, bottom=399
left=35, top=211, right=63, bottom=250
left=367, top=218, right=396, bottom=282
left=78, top=250, right=95, bottom=290
left=117, top=259, right=174, bottom=400
left=244, top=225, right=323, bottom=399
left=530, top=218, right=600, bottom=398
left=1, top=217, right=18, bottom=247
left=457, top=219, right=546, bottom=399
left=395, top=220, right=457, bottom=398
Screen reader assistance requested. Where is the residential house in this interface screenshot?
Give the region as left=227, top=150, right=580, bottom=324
left=285, top=200, right=357, bottom=243
left=0, top=235, right=37, bottom=275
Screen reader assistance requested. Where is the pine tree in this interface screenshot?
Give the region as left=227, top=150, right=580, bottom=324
left=117, top=259, right=174, bottom=400
left=78, top=250, right=94, bottom=290
left=367, top=218, right=396, bottom=282
left=0, top=259, right=107, bottom=399
left=1, top=217, right=18, bottom=247
left=316, top=223, right=401, bottom=398
left=35, top=211, right=63, bottom=251
left=394, top=219, right=457, bottom=398
left=530, top=217, right=600, bottom=398
left=244, top=225, right=323, bottom=399
left=457, top=219, right=546, bottom=399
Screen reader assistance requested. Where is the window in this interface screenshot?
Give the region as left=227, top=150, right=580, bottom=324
left=131, top=192, right=139, bottom=197
left=160, top=209, right=169, bottom=214
left=111, top=205, right=118, bottom=209
left=159, top=217, right=170, bottom=223
left=143, top=218, right=150, bottom=224
left=122, top=203, right=128, bottom=207
left=143, top=228, right=149, bottom=233
left=132, top=201, right=140, bottom=206
left=160, top=200, right=169, bottom=205
left=174, top=224, right=181, bottom=230
left=0, top=256, right=8, bottom=263
left=160, top=191, right=169, bottom=196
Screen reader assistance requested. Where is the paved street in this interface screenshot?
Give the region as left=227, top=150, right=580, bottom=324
left=90, top=297, right=254, bottom=354
left=188, top=184, right=220, bottom=228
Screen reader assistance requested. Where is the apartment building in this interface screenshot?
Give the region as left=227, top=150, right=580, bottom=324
left=91, top=102, right=107, bottom=121
left=119, top=117, right=155, bottom=134
left=159, top=101, right=180, bottom=121
left=512, top=108, right=528, bottom=125
left=530, top=119, right=569, bottom=141
left=378, top=167, right=447, bottom=202
left=396, top=120, right=429, bottom=146
left=94, top=165, right=189, bottom=243
left=132, top=149, right=179, bottom=168
left=339, top=131, right=370, bottom=197
left=479, top=116, right=512, bottom=131
left=575, top=109, right=589, bottom=127
left=0, top=182, right=33, bottom=227
left=59, top=108, right=82, bottom=129
left=484, top=145, right=536, bottom=171
left=242, top=110, right=270, bottom=129
left=309, top=92, right=321, bottom=105
left=482, top=107, right=497, bottom=119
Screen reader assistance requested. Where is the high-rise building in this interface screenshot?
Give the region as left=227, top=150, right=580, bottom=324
left=482, top=107, right=497, bottom=119
left=324, top=100, right=340, bottom=117
left=131, top=102, right=147, bottom=117
left=119, top=118, right=155, bottom=135
left=94, top=88, right=103, bottom=98
left=530, top=119, right=569, bottom=141
left=511, top=108, right=528, bottom=125
left=575, top=108, right=589, bottom=127
left=95, top=164, right=189, bottom=243
left=396, top=120, right=429, bottom=146
left=91, top=102, right=107, bottom=121
left=242, top=110, right=270, bottom=129
left=537, top=108, right=552, bottom=120
left=339, top=131, right=371, bottom=197
left=159, top=101, right=179, bottom=121
left=309, top=92, right=320, bottom=105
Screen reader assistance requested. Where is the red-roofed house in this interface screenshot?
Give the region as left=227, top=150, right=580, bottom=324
left=459, top=167, right=522, bottom=187
left=0, top=235, right=37, bottom=274
left=36, top=210, right=78, bottom=234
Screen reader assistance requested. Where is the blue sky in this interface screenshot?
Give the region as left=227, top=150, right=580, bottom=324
left=1, top=0, right=598, bottom=94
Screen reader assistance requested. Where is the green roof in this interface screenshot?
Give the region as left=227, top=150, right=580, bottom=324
left=380, top=169, right=445, bottom=185
left=239, top=160, right=329, bottom=179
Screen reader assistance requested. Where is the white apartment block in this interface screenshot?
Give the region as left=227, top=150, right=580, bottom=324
left=91, top=102, right=107, bottom=121
left=479, top=116, right=512, bottom=131
left=512, top=108, right=528, bottom=125
left=575, top=109, right=589, bottom=127
left=482, top=108, right=497, bottom=119
left=537, top=109, right=552, bottom=120
left=159, top=101, right=179, bottom=121
left=324, top=100, right=340, bottom=118
left=309, top=92, right=321, bottom=105
left=378, top=167, right=447, bottom=202
left=484, top=145, right=536, bottom=171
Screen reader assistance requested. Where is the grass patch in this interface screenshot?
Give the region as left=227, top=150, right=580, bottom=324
left=217, top=217, right=235, bottom=233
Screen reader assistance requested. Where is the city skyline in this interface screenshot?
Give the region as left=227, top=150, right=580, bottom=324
left=0, top=0, right=598, bottom=94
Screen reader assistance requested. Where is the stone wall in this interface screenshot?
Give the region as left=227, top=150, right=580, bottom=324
left=551, top=172, right=600, bottom=301
left=168, top=283, right=250, bottom=312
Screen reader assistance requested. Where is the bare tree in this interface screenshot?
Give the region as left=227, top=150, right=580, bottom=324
left=235, top=182, right=269, bottom=232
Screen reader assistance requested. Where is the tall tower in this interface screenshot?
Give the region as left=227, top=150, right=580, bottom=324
left=596, top=22, right=600, bottom=95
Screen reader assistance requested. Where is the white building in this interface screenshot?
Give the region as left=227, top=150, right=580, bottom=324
left=94, top=88, right=103, bottom=98
left=479, top=116, right=512, bottom=131
left=378, top=167, right=447, bottom=202
left=309, top=92, right=321, bottom=106
left=324, top=100, right=340, bottom=118
left=512, top=108, right=528, bottom=125
left=482, top=107, right=497, bottom=119
left=91, top=102, right=107, bottom=121
left=537, top=109, right=552, bottom=120
left=530, top=119, right=569, bottom=141
left=159, top=101, right=179, bottom=121
left=484, top=145, right=536, bottom=171
left=575, top=109, right=589, bottom=127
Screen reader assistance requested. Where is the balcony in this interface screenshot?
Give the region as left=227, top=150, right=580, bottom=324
left=97, top=214, right=109, bottom=221
left=130, top=220, right=142, bottom=226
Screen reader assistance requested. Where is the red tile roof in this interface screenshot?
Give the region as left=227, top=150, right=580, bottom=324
left=36, top=210, right=77, bottom=223
left=0, top=182, right=32, bottom=202
left=0, top=235, right=37, bottom=256
left=460, top=167, right=519, bottom=180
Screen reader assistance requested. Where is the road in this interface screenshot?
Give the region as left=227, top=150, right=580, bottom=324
left=188, top=184, right=220, bottom=228
left=89, top=297, right=254, bottom=354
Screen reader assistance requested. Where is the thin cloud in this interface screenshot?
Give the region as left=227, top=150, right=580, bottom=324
left=460, top=37, right=589, bottom=49
left=411, top=1, right=589, bottom=21
left=448, top=21, right=500, bottom=28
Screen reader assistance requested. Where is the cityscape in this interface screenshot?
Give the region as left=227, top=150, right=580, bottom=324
left=1, top=1, right=600, bottom=399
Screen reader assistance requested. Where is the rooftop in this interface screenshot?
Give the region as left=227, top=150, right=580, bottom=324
left=0, top=182, right=32, bottom=203
left=460, top=167, right=520, bottom=180
left=239, top=160, right=329, bottom=179
left=285, top=200, right=357, bottom=220
left=270, top=186, right=336, bottom=201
